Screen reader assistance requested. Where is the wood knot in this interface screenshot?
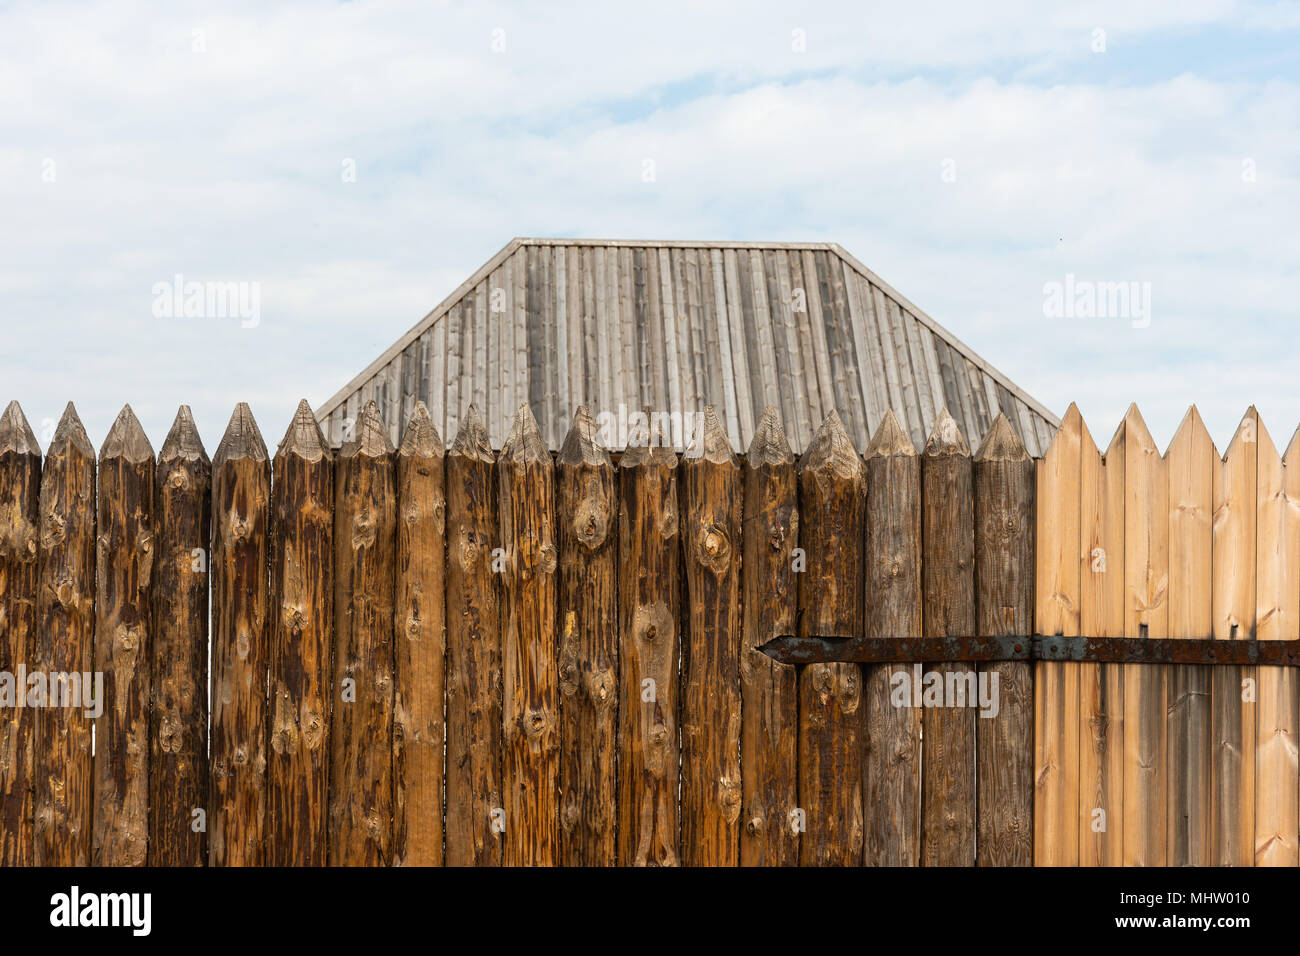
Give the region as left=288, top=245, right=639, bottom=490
left=697, top=525, right=731, bottom=573
left=168, top=471, right=188, bottom=490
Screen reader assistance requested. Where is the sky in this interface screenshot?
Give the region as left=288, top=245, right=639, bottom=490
left=1, top=0, right=1297, bottom=455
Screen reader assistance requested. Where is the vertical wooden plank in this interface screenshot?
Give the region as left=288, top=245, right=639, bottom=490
left=210, top=403, right=268, bottom=867
left=1165, top=407, right=1213, bottom=866
left=617, top=417, right=680, bottom=866
left=0, top=402, right=40, bottom=866
left=1034, top=403, right=1081, bottom=865
left=800, top=250, right=838, bottom=433
left=557, top=407, right=618, bottom=866
left=444, top=406, right=502, bottom=866
left=268, top=400, right=334, bottom=866
left=862, top=410, right=921, bottom=866
left=150, top=407, right=210, bottom=867
left=740, top=407, right=798, bottom=866
left=393, top=402, right=445, bottom=867
left=556, top=247, right=571, bottom=433
left=797, top=411, right=865, bottom=866
left=680, top=407, right=742, bottom=865
left=93, top=405, right=155, bottom=866
left=787, top=254, right=824, bottom=435
left=1122, top=404, right=1168, bottom=866
left=592, top=247, right=612, bottom=417
left=840, top=264, right=879, bottom=441
left=657, top=249, right=682, bottom=437
left=920, top=409, right=976, bottom=866
left=498, top=403, right=559, bottom=865
left=722, top=249, right=756, bottom=445
left=445, top=299, right=463, bottom=442
left=329, top=400, right=396, bottom=866
left=33, top=404, right=95, bottom=866
left=1212, top=407, right=1257, bottom=866
left=1254, top=418, right=1298, bottom=866
left=973, top=414, right=1034, bottom=866
left=1079, top=416, right=1125, bottom=866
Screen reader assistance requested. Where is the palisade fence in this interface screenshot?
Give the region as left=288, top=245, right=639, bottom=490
left=0, top=395, right=1295, bottom=867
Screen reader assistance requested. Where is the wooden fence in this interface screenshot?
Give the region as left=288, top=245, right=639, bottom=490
left=0, top=395, right=1294, bottom=866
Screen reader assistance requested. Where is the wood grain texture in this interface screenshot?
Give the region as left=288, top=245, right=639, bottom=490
left=33, top=404, right=95, bottom=866
left=498, top=403, right=559, bottom=865
left=797, top=410, right=865, bottom=866
left=0, top=402, right=40, bottom=866
left=329, top=400, right=396, bottom=866
left=680, top=406, right=743, bottom=865
left=920, top=409, right=976, bottom=866
left=557, top=406, right=619, bottom=865
left=445, top=405, right=503, bottom=866
left=973, top=414, right=1034, bottom=866
left=150, top=406, right=210, bottom=866
left=617, top=412, right=680, bottom=866
left=268, top=400, right=334, bottom=866
left=93, top=405, right=155, bottom=866
left=393, top=402, right=446, bottom=867
left=740, top=407, right=799, bottom=866
left=862, top=409, right=921, bottom=866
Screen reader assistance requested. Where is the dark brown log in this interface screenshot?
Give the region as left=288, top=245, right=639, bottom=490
left=0, top=402, right=40, bottom=866
left=93, top=404, right=155, bottom=866
left=150, top=405, right=210, bottom=866
left=617, top=412, right=680, bottom=866
left=393, top=401, right=445, bottom=867
left=268, top=399, right=334, bottom=866
left=680, top=406, right=742, bottom=865
left=445, top=405, right=502, bottom=866
left=329, top=400, right=396, bottom=866
left=498, top=403, right=559, bottom=866
left=210, top=403, right=268, bottom=866
left=557, top=406, right=618, bottom=866
left=973, top=413, right=1034, bottom=866
left=862, top=409, right=921, bottom=866
left=33, top=404, right=95, bottom=866
left=920, top=408, right=976, bottom=867
left=797, top=410, right=865, bottom=866
left=740, top=407, right=799, bottom=867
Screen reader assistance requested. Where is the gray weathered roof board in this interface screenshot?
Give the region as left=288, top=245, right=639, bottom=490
left=316, top=238, right=1060, bottom=457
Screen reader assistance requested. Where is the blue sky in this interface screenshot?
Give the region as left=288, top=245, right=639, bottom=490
left=1, top=0, right=1297, bottom=454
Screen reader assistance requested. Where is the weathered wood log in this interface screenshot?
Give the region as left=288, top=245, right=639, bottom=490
left=393, top=401, right=445, bottom=867
left=445, top=405, right=503, bottom=866
left=0, top=402, right=41, bottom=866
left=862, top=409, right=921, bottom=866
left=740, top=407, right=798, bottom=867
left=93, top=405, right=156, bottom=866
left=680, top=406, right=742, bottom=866
left=268, top=399, right=334, bottom=866
left=498, top=403, right=559, bottom=866
left=329, top=400, right=396, bottom=866
left=617, top=412, right=680, bottom=866
left=557, top=406, right=618, bottom=866
left=973, top=413, right=1034, bottom=866
left=210, top=403, right=268, bottom=867
left=920, top=408, right=976, bottom=866
left=33, top=404, right=95, bottom=866
left=797, top=410, right=864, bottom=867
left=150, top=405, right=210, bottom=866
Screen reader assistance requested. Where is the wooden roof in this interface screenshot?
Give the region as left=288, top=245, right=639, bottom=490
left=316, top=238, right=1060, bottom=456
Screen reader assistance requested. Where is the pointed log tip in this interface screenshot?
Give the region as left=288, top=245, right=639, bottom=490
left=864, top=409, right=916, bottom=459
left=802, top=409, right=863, bottom=478
left=100, top=404, right=155, bottom=463
left=449, top=405, right=494, bottom=461
left=0, top=400, right=41, bottom=457
left=747, top=406, right=793, bottom=467
left=276, top=399, right=331, bottom=462
left=213, top=403, right=267, bottom=465
left=974, top=413, right=1028, bottom=462
left=500, top=402, right=548, bottom=463
left=620, top=408, right=677, bottom=468
left=399, top=402, right=443, bottom=458
left=49, top=402, right=95, bottom=458
left=685, top=406, right=735, bottom=464
left=340, top=400, right=393, bottom=458
left=159, top=404, right=210, bottom=464
left=558, top=406, right=611, bottom=467
left=923, top=408, right=970, bottom=458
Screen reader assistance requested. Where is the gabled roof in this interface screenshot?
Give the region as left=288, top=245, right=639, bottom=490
left=317, top=238, right=1059, bottom=455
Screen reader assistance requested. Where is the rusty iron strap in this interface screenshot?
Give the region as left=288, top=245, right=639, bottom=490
left=757, top=634, right=1300, bottom=667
